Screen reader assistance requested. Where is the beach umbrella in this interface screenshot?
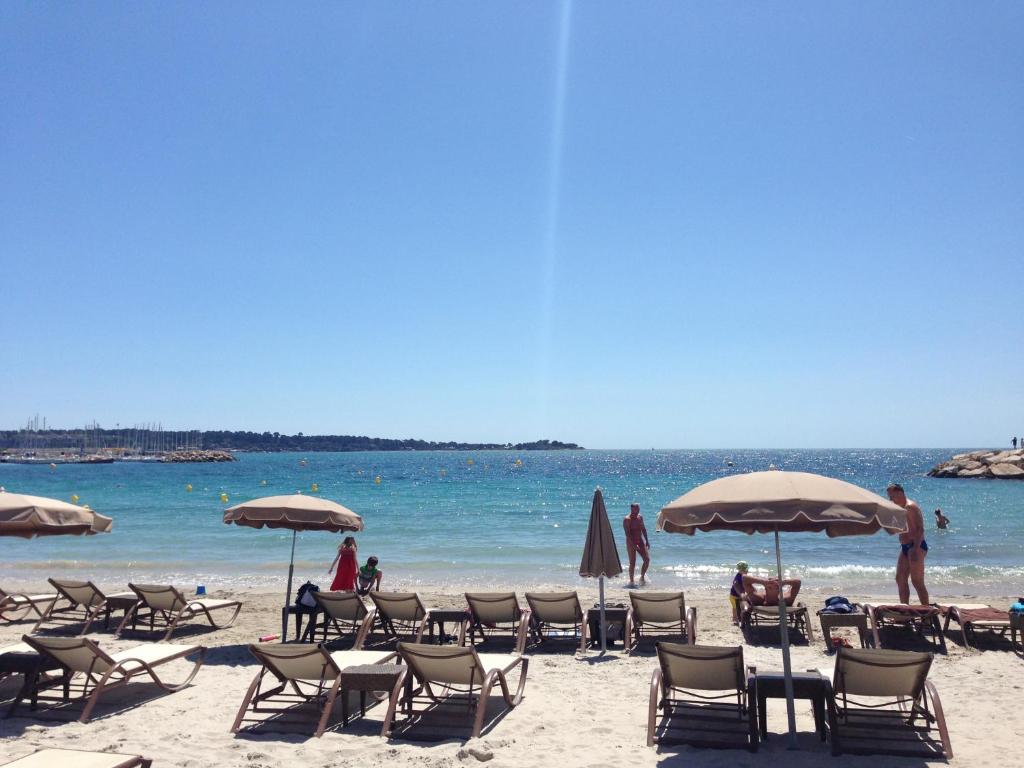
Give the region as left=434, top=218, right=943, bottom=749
left=579, top=488, right=623, bottom=652
left=223, top=493, right=364, bottom=638
left=0, top=491, right=113, bottom=538
left=658, top=470, right=906, bottom=749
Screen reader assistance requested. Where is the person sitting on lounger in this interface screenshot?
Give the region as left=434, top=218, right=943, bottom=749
left=741, top=574, right=801, bottom=606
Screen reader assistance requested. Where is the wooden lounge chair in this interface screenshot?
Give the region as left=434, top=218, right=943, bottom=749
left=647, top=643, right=757, bottom=750
left=524, top=591, right=588, bottom=653
left=231, top=643, right=401, bottom=737
left=390, top=642, right=528, bottom=739
left=115, top=583, right=242, bottom=641
left=0, top=748, right=152, bottom=767
left=825, top=647, right=952, bottom=758
left=32, top=579, right=137, bottom=635
left=865, top=604, right=946, bottom=652
left=1, top=588, right=57, bottom=623
left=365, top=592, right=430, bottom=647
left=628, top=592, right=695, bottom=654
left=19, top=634, right=205, bottom=722
left=312, top=591, right=374, bottom=646
left=940, top=603, right=1017, bottom=650
left=741, top=601, right=815, bottom=644
left=463, top=592, right=531, bottom=654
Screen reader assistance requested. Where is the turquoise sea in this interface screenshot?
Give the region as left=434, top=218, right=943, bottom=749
left=2, top=450, right=1023, bottom=595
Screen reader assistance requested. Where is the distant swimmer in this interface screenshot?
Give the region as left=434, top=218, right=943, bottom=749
left=934, top=509, right=950, bottom=530
left=887, top=483, right=929, bottom=605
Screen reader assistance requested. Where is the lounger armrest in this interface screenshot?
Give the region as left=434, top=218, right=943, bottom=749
left=924, top=679, right=954, bottom=758
left=647, top=667, right=663, bottom=746
left=686, top=606, right=697, bottom=643
left=514, top=608, right=532, bottom=655
left=819, top=675, right=841, bottom=756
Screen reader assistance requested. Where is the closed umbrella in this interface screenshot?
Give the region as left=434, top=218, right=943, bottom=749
left=223, top=494, right=363, bottom=638
left=658, top=470, right=906, bottom=748
left=579, top=488, right=623, bottom=652
left=0, top=491, right=113, bottom=537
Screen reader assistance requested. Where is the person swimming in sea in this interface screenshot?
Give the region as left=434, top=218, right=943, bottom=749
left=934, top=508, right=950, bottom=530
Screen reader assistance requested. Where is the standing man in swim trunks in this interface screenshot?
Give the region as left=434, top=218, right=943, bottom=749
left=887, top=482, right=929, bottom=604
left=623, top=503, right=651, bottom=587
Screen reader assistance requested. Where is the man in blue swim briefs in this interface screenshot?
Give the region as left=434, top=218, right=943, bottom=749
left=887, top=482, right=929, bottom=604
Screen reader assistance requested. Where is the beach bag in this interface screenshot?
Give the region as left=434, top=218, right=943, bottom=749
left=822, top=596, right=854, bottom=614
left=296, top=581, right=320, bottom=609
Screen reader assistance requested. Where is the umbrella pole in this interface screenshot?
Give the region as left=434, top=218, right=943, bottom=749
left=599, top=574, right=607, bottom=653
left=775, top=528, right=798, bottom=749
left=282, top=529, right=297, bottom=640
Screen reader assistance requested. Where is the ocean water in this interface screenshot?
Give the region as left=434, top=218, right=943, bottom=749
left=2, top=450, right=1023, bottom=595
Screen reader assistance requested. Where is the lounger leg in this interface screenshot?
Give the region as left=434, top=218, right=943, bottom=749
left=314, top=678, right=343, bottom=737
left=647, top=668, right=661, bottom=746
left=925, top=680, right=953, bottom=758
left=379, top=666, right=408, bottom=738
left=231, top=669, right=265, bottom=732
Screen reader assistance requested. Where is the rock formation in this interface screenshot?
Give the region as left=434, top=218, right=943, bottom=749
left=160, top=450, right=235, bottom=463
left=928, top=449, right=1024, bottom=479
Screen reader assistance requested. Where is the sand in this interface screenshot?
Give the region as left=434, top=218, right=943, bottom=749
left=1, top=580, right=1019, bottom=767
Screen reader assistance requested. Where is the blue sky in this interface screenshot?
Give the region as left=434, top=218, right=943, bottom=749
left=2, top=3, right=1022, bottom=448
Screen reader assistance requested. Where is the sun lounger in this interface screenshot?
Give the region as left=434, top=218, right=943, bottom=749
left=524, top=591, right=588, bottom=653
left=31, top=579, right=137, bottom=635
left=0, top=748, right=152, bottom=767
left=19, top=634, right=205, bottom=722
left=114, top=583, right=242, bottom=641
left=365, top=592, right=430, bottom=647
left=1, top=588, right=57, bottom=623
left=390, top=642, right=528, bottom=739
left=463, top=592, right=531, bottom=654
left=312, top=591, right=374, bottom=646
left=628, top=592, right=695, bottom=654
left=741, top=600, right=815, bottom=643
left=939, top=603, right=1016, bottom=650
left=865, top=604, right=946, bottom=652
left=231, top=643, right=401, bottom=737
left=824, top=647, right=952, bottom=758
left=647, top=643, right=757, bottom=750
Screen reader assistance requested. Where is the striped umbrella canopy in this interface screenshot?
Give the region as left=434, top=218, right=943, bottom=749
left=0, top=491, right=113, bottom=538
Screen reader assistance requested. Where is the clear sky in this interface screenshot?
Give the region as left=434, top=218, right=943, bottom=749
left=2, top=3, right=1022, bottom=449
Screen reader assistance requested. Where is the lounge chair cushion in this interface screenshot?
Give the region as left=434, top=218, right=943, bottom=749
left=108, top=644, right=201, bottom=675
left=327, top=649, right=396, bottom=670
left=475, top=653, right=523, bottom=675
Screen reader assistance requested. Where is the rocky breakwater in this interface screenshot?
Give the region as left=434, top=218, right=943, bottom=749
left=161, top=449, right=235, bottom=463
left=928, top=449, right=1024, bottom=479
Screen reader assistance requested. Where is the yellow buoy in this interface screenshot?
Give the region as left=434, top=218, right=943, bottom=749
left=466, top=458, right=474, bottom=466
left=374, top=475, right=382, bottom=485
left=514, top=458, right=523, bottom=467
left=71, top=494, right=80, bottom=504
left=220, top=492, right=229, bottom=504
left=311, top=483, right=319, bottom=493
left=185, top=484, right=193, bottom=492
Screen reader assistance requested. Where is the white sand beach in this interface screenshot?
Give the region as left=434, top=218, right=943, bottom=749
left=0, top=582, right=1019, bottom=767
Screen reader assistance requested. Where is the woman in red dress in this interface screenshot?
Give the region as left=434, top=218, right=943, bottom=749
left=328, top=535, right=358, bottom=591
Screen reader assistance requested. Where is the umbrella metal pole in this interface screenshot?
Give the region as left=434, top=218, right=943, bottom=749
left=775, top=528, right=798, bottom=749
left=282, top=529, right=297, bottom=640
left=599, top=575, right=607, bottom=653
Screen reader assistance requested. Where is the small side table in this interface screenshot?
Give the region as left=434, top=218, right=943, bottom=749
left=586, top=607, right=629, bottom=649
left=1, top=647, right=67, bottom=718
left=754, top=671, right=828, bottom=742
left=283, top=605, right=321, bottom=642
left=339, top=663, right=407, bottom=736
left=817, top=610, right=870, bottom=653
left=104, top=593, right=140, bottom=631
left=426, top=609, right=469, bottom=645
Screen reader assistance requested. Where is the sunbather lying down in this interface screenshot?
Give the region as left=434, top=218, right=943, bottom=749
left=742, top=575, right=801, bottom=606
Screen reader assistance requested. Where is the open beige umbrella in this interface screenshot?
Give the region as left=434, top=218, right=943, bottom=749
left=579, top=488, right=623, bottom=651
left=658, top=470, right=906, bottom=748
left=223, top=494, right=363, bottom=638
left=0, top=491, right=113, bottom=538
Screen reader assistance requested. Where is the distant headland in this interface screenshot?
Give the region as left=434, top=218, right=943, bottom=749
left=0, top=426, right=583, bottom=464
